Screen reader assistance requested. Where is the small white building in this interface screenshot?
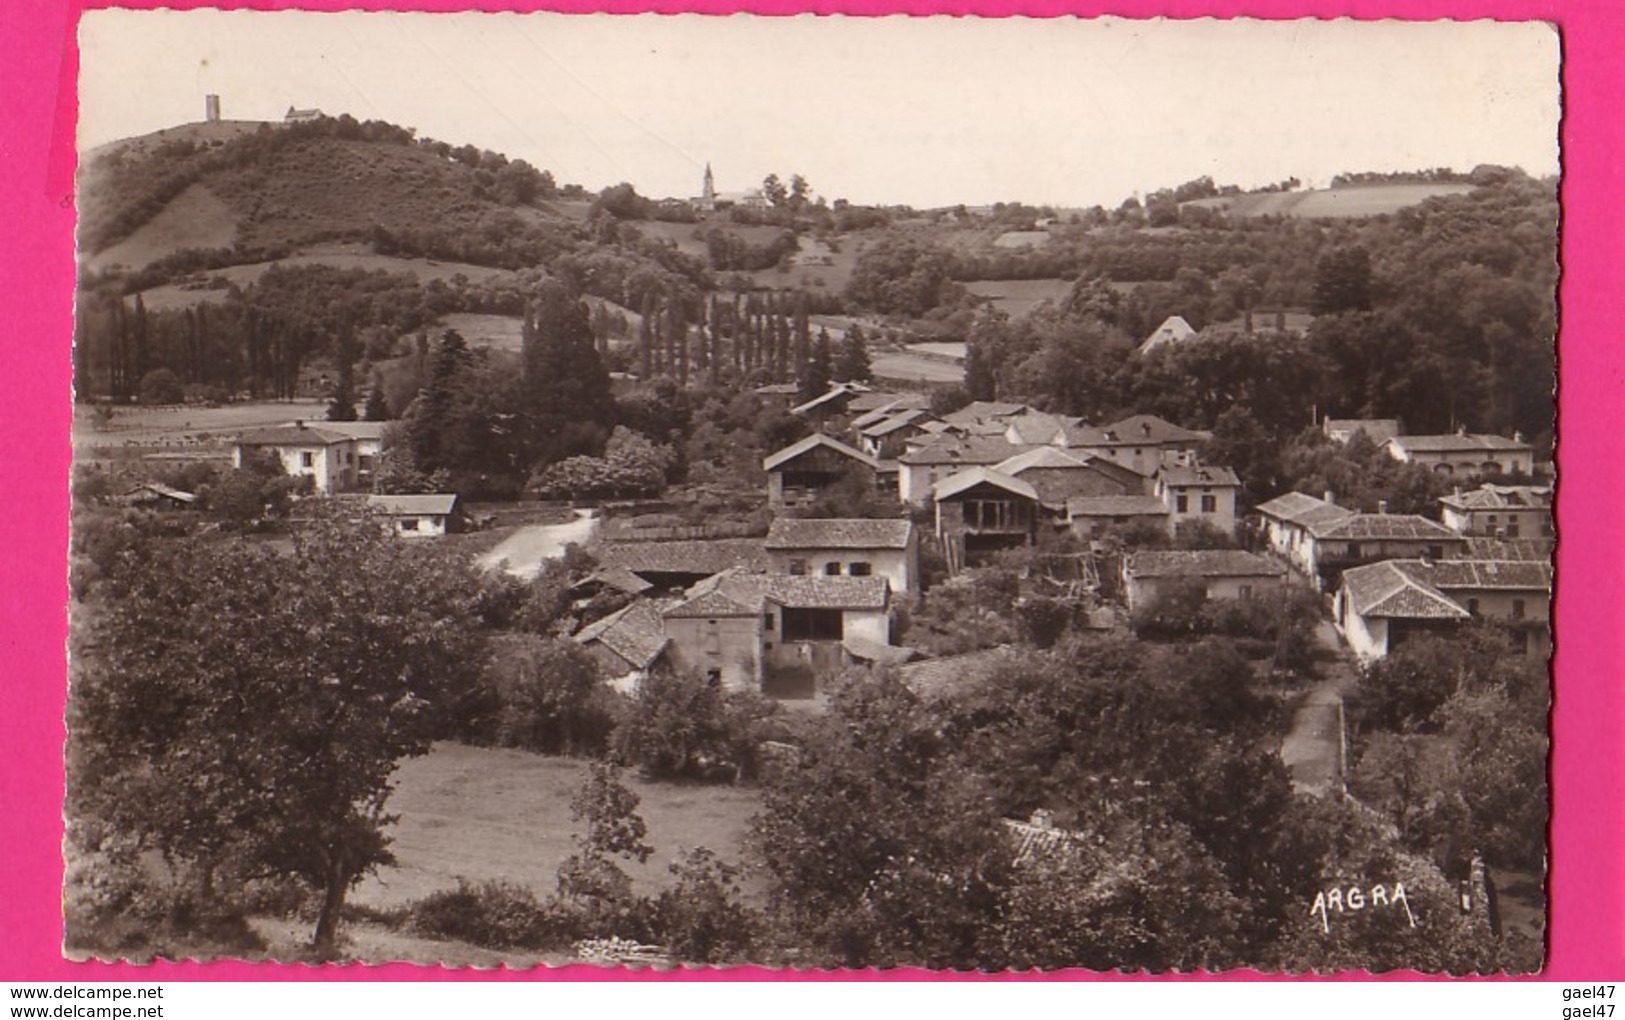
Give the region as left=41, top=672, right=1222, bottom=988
left=366, top=493, right=460, bottom=537
left=1154, top=463, right=1241, bottom=537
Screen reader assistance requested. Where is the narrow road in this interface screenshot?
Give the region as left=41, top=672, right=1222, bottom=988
left=1280, top=620, right=1359, bottom=797
left=474, top=509, right=599, bottom=579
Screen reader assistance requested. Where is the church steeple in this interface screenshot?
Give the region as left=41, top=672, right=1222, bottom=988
left=702, top=163, right=716, bottom=207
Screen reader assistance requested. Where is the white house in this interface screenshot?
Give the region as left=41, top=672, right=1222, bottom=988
left=1333, top=557, right=1551, bottom=661
left=304, top=420, right=389, bottom=489
left=234, top=423, right=358, bottom=494
left=1333, top=560, right=1472, bottom=662
left=1154, top=463, right=1241, bottom=537
left=366, top=493, right=459, bottom=537
left=765, top=517, right=919, bottom=595
left=1438, top=483, right=1553, bottom=539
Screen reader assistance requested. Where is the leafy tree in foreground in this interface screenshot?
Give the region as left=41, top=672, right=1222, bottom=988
left=68, top=506, right=486, bottom=952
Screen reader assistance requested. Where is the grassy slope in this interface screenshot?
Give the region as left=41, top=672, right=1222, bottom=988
left=350, top=743, right=765, bottom=912
left=1186, top=183, right=1475, bottom=219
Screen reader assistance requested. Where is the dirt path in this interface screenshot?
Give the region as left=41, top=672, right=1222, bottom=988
left=1280, top=620, right=1359, bottom=797
left=474, top=509, right=599, bottom=578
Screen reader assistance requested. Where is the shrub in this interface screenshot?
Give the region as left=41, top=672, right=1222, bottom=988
left=653, top=848, right=759, bottom=964
left=408, top=879, right=562, bottom=950
left=138, top=368, right=185, bottom=405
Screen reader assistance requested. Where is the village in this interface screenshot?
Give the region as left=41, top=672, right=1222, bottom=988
left=64, top=64, right=1556, bottom=971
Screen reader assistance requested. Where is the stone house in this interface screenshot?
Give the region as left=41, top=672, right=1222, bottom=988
left=1154, top=463, right=1242, bottom=537
left=763, top=434, right=879, bottom=509
left=933, top=467, right=1040, bottom=573
left=765, top=517, right=919, bottom=595
left=1121, top=549, right=1288, bottom=613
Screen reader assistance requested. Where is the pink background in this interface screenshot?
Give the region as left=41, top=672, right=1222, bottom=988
left=3, top=0, right=1619, bottom=983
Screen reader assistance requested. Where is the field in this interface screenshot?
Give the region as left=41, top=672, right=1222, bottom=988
left=134, top=242, right=518, bottom=312
left=73, top=398, right=329, bottom=450
left=870, top=351, right=965, bottom=383
left=961, top=278, right=1074, bottom=317
left=1185, top=183, right=1475, bottom=220
left=350, top=743, right=765, bottom=912
left=88, top=183, right=240, bottom=273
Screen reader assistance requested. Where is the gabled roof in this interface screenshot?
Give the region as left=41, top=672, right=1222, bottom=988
left=302, top=420, right=389, bottom=441
left=1306, top=513, right=1464, bottom=542
left=1254, top=492, right=1356, bottom=529
left=574, top=566, right=655, bottom=596
left=1003, top=411, right=1080, bottom=446
left=933, top=467, right=1039, bottom=503
left=1064, top=495, right=1170, bottom=517
left=1438, top=484, right=1553, bottom=513
left=367, top=493, right=458, bottom=516
left=860, top=409, right=930, bottom=439
left=1340, top=561, right=1471, bottom=620
left=848, top=390, right=930, bottom=414
left=663, top=569, right=770, bottom=618
left=762, top=433, right=878, bottom=472
left=790, top=382, right=877, bottom=417
left=1101, top=414, right=1208, bottom=446
left=1387, top=433, right=1533, bottom=454
left=1157, top=463, right=1241, bottom=488
left=1137, top=314, right=1197, bottom=354
left=992, top=446, right=1092, bottom=476
left=766, top=575, right=890, bottom=610
left=755, top=382, right=801, bottom=396
left=899, top=436, right=1034, bottom=467
left=1463, top=537, right=1554, bottom=562
left=574, top=602, right=670, bottom=671
left=122, top=481, right=197, bottom=504
left=1125, top=550, right=1288, bottom=580
left=940, top=401, right=1029, bottom=427
left=1393, top=559, right=1552, bottom=593
left=850, top=402, right=904, bottom=430
left=765, top=518, right=914, bottom=551
left=598, top=538, right=768, bottom=577
left=235, top=424, right=351, bottom=447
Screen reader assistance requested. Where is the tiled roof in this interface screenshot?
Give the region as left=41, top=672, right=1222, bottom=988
left=575, top=567, right=654, bottom=596
left=850, top=402, right=904, bottom=430
left=1100, top=414, right=1207, bottom=446
left=1125, top=550, right=1287, bottom=580
left=1340, top=561, right=1471, bottom=620
left=663, top=569, right=770, bottom=617
left=1254, top=492, right=1356, bottom=528
left=574, top=602, right=670, bottom=670
left=304, top=420, right=389, bottom=441
left=598, top=538, right=768, bottom=577
left=1065, top=495, right=1169, bottom=517
left=765, top=575, right=890, bottom=610
left=992, top=446, right=1092, bottom=476
left=1439, top=484, right=1552, bottom=512
left=765, top=518, right=914, bottom=550
left=933, top=467, right=1039, bottom=502
left=1003, top=412, right=1079, bottom=446
left=367, top=493, right=458, bottom=516
left=848, top=391, right=930, bottom=414
left=1388, top=433, right=1532, bottom=454
left=1157, top=463, right=1241, bottom=487
left=235, top=424, right=351, bottom=446
left=790, top=383, right=865, bottom=416
left=861, top=409, right=930, bottom=438
left=897, top=646, right=1014, bottom=700
left=1306, top=514, right=1464, bottom=542
left=1463, top=537, right=1554, bottom=561
left=899, top=436, right=1034, bottom=466
left=1393, top=559, right=1552, bottom=593
left=941, top=401, right=1030, bottom=427
left=763, top=433, right=877, bottom=472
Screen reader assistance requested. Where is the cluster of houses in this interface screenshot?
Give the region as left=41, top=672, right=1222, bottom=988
left=203, top=391, right=1548, bottom=695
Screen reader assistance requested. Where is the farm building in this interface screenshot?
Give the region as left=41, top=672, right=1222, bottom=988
left=573, top=601, right=671, bottom=685
left=1137, top=315, right=1197, bottom=355
left=762, top=434, right=880, bottom=509
left=897, top=435, right=1038, bottom=506
left=934, top=467, right=1041, bottom=573
left=366, top=493, right=460, bottom=537
left=1121, top=549, right=1288, bottom=613
left=992, top=446, right=1146, bottom=511
left=1064, top=494, right=1172, bottom=540
left=765, top=517, right=919, bottom=595
left=596, top=538, right=768, bottom=591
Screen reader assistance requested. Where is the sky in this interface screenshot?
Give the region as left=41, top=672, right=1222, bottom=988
left=77, top=11, right=1561, bottom=210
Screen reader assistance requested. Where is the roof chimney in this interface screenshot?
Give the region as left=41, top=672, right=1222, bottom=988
left=1513, top=430, right=1525, bottom=444
left=1141, top=422, right=1152, bottom=437
left=1377, top=499, right=1388, bottom=515
left=1456, top=423, right=1468, bottom=437
left=1324, top=490, right=1336, bottom=506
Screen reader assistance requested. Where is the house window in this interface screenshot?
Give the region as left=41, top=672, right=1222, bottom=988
left=1426, top=545, right=1444, bottom=560
left=849, top=562, right=872, bottom=577
left=300, top=452, right=314, bottom=469
left=763, top=612, right=775, bottom=631
left=1200, top=495, right=1217, bottom=513
left=400, top=518, right=419, bottom=531
left=789, top=559, right=808, bottom=576
left=1238, top=585, right=1253, bottom=600
left=704, top=668, right=722, bottom=687
left=825, top=562, right=841, bottom=576
left=781, top=607, right=844, bottom=642
left=1347, top=543, right=1362, bottom=559
left=1506, top=522, right=1521, bottom=538
left=1175, top=494, right=1189, bottom=513
left=1512, top=599, right=1527, bottom=620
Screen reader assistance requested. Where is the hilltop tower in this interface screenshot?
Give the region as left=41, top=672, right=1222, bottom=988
left=205, top=94, right=221, bottom=122
left=701, top=163, right=716, bottom=211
